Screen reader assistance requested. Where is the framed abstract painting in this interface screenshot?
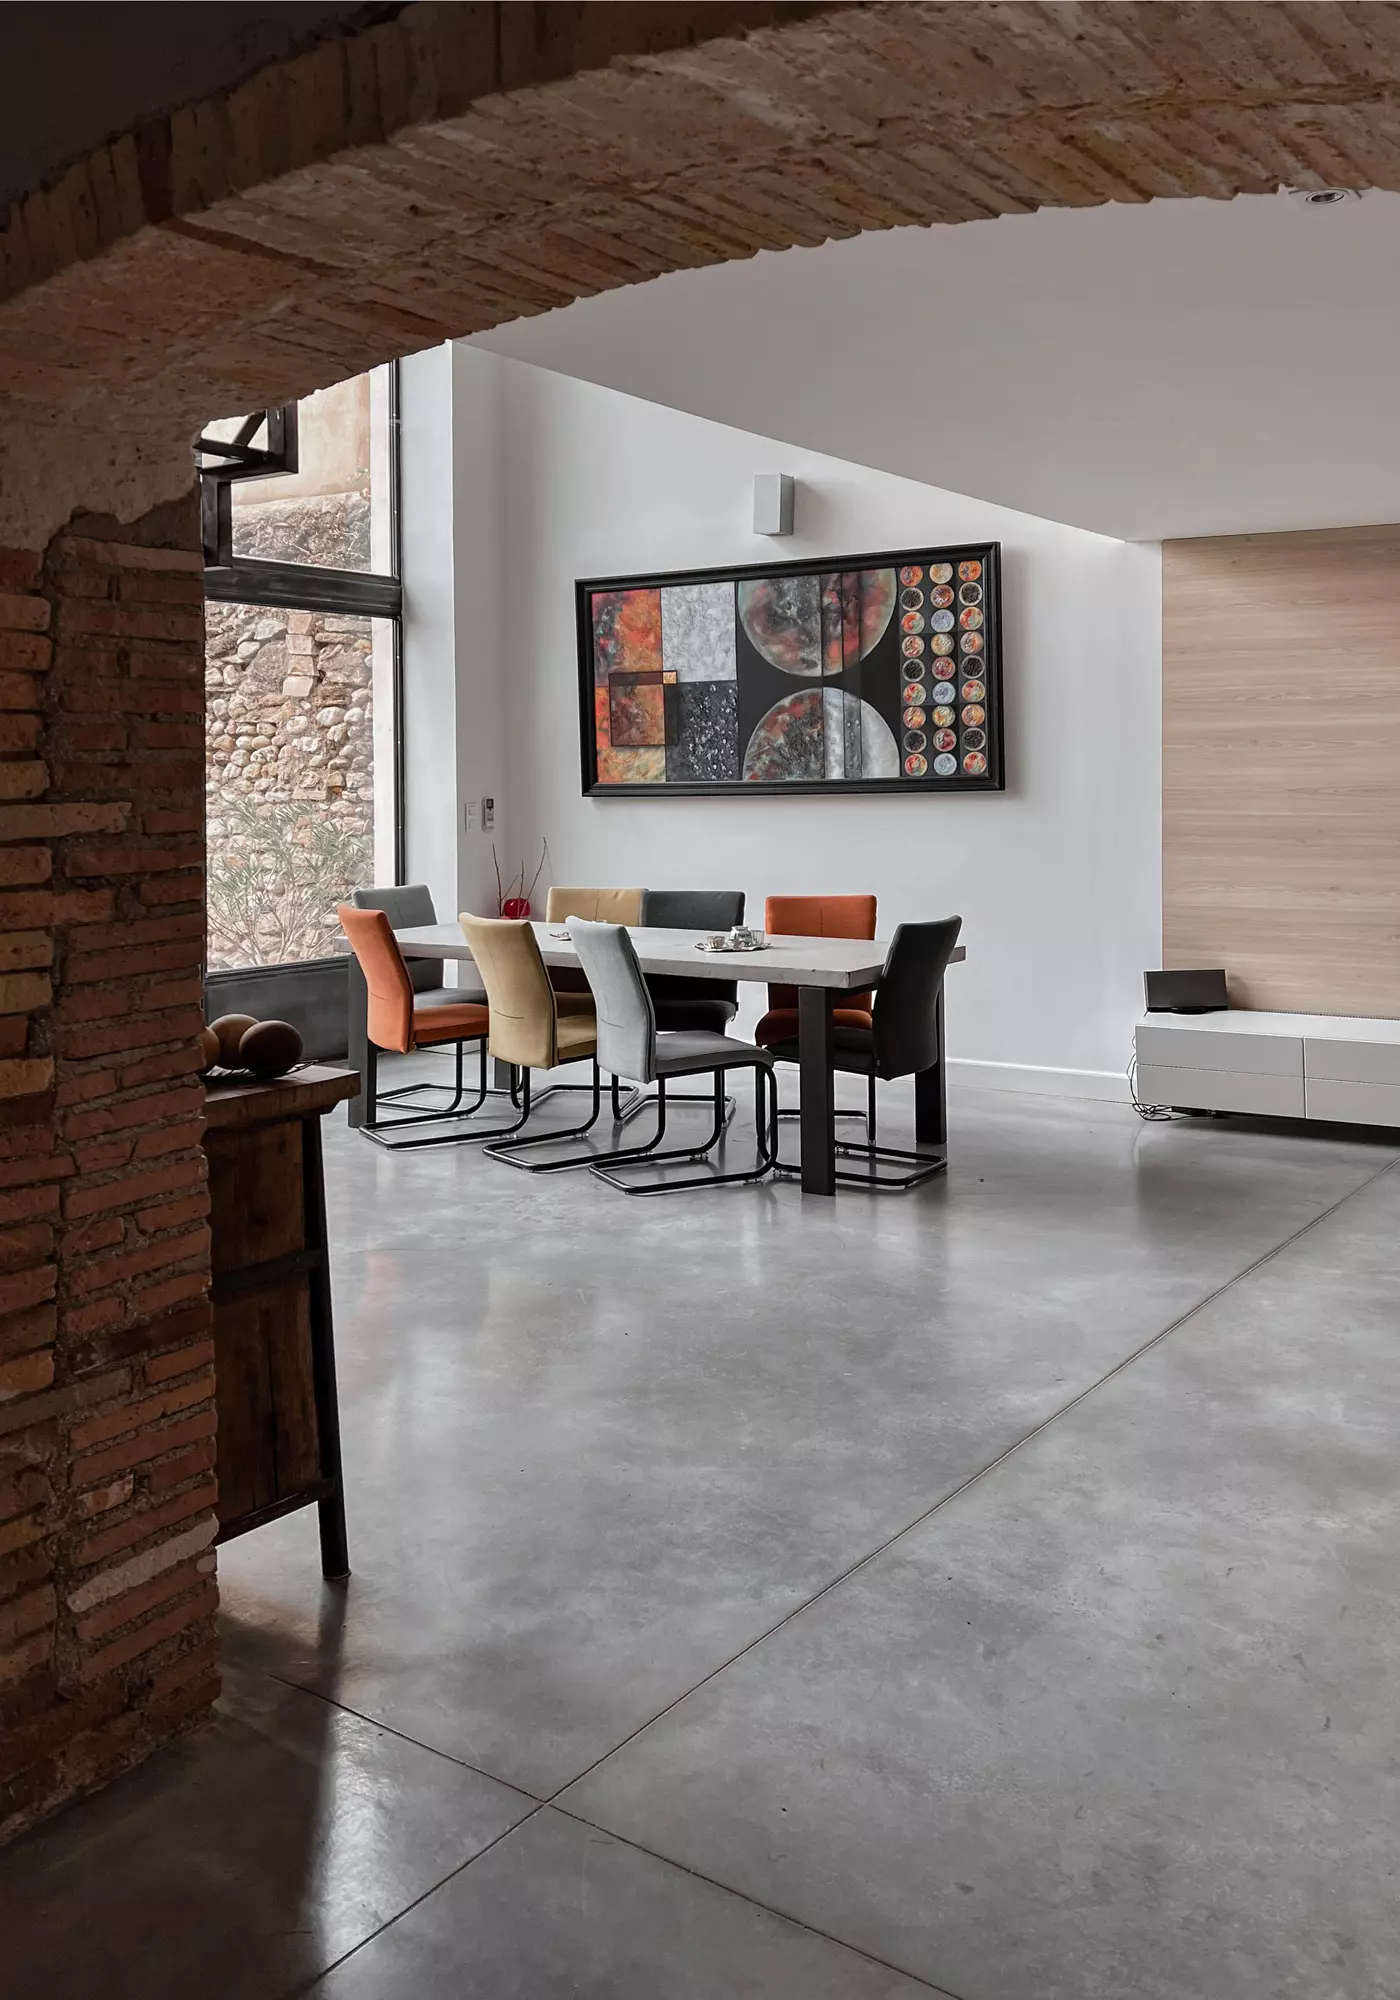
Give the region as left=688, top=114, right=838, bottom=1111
left=576, top=543, right=1003, bottom=798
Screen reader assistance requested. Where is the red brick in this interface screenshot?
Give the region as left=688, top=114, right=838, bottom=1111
left=116, top=572, right=205, bottom=607
left=57, top=601, right=203, bottom=643
left=73, top=1139, right=134, bottom=1177
left=78, top=1581, right=218, bottom=1684
left=75, top=1556, right=206, bottom=1645
left=0, top=848, right=50, bottom=887
left=0, top=1186, right=60, bottom=1234
left=134, top=1269, right=207, bottom=1317
left=0, top=1467, right=49, bottom=1524
left=65, top=1158, right=200, bottom=1222
left=0, top=714, right=41, bottom=753
left=52, top=887, right=116, bottom=925
left=0, top=1585, right=55, bottom=1649
left=0, top=1265, right=56, bottom=1315
left=132, top=1122, right=204, bottom=1162
left=58, top=1006, right=204, bottom=1060
left=75, top=1477, right=216, bottom=1567
left=0, top=1215, right=55, bottom=1261
left=0, top=1019, right=25, bottom=1060
left=0, top=1304, right=56, bottom=1362
left=61, top=722, right=128, bottom=752
left=62, top=1081, right=202, bottom=1140
left=68, top=1226, right=208, bottom=1299
left=143, top=1337, right=214, bottom=1387
left=0, top=1350, right=54, bottom=1402
left=0, top=552, right=41, bottom=593
left=72, top=1405, right=216, bottom=1489
left=63, top=840, right=203, bottom=879
left=150, top=1635, right=219, bottom=1701
left=60, top=1295, right=124, bottom=1340
left=74, top=1474, right=133, bottom=1518
left=60, top=1215, right=125, bottom=1256
left=0, top=595, right=49, bottom=634
left=135, top=1192, right=209, bottom=1234
left=65, top=940, right=199, bottom=983
left=72, top=1370, right=213, bottom=1451
left=64, top=910, right=202, bottom=952
left=0, top=1628, right=54, bottom=1691
left=138, top=721, right=203, bottom=748
left=144, top=1440, right=216, bottom=1496
left=119, top=1047, right=204, bottom=1090
left=0, top=636, right=49, bottom=671
left=140, top=807, right=203, bottom=835
left=136, top=871, right=203, bottom=907
left=60, top=680, right=203, bottom=715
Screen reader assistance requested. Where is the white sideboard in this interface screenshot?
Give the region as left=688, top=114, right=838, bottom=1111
left=1135, top=1010, right=1400, bottom=1126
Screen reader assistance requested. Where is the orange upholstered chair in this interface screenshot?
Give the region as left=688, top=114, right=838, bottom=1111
left=754, top=894, right=878, bottom=1049
left=338, top=904, right=491, bottom=1147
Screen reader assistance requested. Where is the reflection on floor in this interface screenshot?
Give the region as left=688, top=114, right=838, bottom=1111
left=5, top=1082, right=1400, bottom=1999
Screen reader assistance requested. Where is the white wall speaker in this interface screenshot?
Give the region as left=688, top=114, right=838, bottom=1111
left=753, top=472, right=795, bottom=536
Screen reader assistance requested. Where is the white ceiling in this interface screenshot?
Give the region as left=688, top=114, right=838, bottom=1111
left=472, top=191, right=1400, bottom=544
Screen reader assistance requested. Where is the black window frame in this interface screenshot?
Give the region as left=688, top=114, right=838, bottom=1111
left=197, top=363, right=406, bottom=981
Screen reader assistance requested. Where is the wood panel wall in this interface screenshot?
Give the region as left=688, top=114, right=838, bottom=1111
left=1163, top=525, right=1400, bottom=1017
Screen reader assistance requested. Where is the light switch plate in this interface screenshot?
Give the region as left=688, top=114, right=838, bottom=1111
left=463, top=801, right=479, bottom=834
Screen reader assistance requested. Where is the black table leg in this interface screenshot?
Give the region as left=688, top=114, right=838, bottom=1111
left=913, top=978, right=948, bottom=1149
left=346, top=953, right=369, bottom=1130
left=798, top=985, right=837, bottom=1196
left=302, top=1115, right=349, bottom=1579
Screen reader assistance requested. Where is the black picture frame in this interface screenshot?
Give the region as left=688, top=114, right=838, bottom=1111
left=576, top=542, right=1004, bottom=798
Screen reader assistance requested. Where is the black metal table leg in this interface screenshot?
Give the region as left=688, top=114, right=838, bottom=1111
left=913, top=978, right=948, bottom=1148
left=346, top=954, right=369, bottom=1130
left=301, top=1114, right=349, bottom=1579
left=798, top=985, right=837, bottom=1196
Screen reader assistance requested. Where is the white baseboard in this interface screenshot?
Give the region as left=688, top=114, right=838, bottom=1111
left=947, top=1058, right=1130, bottom=1104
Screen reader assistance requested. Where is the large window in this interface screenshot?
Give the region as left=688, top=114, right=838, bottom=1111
left=198, top=367, right=402, bottom=973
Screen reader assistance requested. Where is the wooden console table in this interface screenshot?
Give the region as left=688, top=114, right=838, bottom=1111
left=204, top=1064, right=359, bottom=1578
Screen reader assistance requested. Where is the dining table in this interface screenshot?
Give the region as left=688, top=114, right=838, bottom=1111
left=346, top=922, right=965, bottom=1196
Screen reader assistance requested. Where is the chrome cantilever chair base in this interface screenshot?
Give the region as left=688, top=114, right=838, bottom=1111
left=483, top=1061, right=635, bottom=1173
left=360, top=1036, right=503, bottom=1151
left=591, top=1064, right=778, bottom=1196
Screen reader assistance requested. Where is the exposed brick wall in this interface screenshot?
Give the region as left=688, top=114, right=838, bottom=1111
left=0, top=497, right=216, bottom=1843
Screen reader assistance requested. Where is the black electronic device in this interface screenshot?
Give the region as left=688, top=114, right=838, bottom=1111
left=1143, top=968, right=1229, bottom=1014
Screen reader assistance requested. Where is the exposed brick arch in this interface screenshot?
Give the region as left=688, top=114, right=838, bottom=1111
left=5, top=0, right=1400, bottom=1839
left=6, top=0, right=1400, bottom=542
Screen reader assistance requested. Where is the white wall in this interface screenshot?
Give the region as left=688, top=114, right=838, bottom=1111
left=484, top=352, right=1161, bottom=1095
left=400, top=345, right=1162, bottom=1094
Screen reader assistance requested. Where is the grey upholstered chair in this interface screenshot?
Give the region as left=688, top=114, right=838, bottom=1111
left=638, top=887, right=745, bottom=1032
left=350, top=883, right=486, bottom=1003
left=549, top=917, right=776, bottom=1195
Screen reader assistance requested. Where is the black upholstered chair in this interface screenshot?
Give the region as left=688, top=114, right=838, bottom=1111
left=638, top=888, right=745, bottom=1032
left=767, top=916, right=963, bottom=1192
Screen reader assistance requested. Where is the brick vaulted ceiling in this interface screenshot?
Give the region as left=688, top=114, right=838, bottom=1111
left=6, top=0, right=1400, bottom=544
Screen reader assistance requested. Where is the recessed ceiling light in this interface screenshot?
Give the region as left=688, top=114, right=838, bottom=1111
left=1283, top=184, right=1364, bottom=208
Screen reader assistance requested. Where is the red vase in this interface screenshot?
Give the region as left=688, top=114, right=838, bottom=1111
left=501, top=897, right=531, bottom=920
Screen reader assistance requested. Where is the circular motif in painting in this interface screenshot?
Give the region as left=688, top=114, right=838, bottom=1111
left=899, top=565, right=924, bottom=587
left=902, top=706, right=927, bottom=730
left=962, top=726, right=987, bottom=751
left=959, top=630, right=984, bottom=655
left=961, top=703, right=986, bottom=727
left=931, top=705, right=955, bottom=728
left=929, top=632, right=955, bottom=655
left=963, top=749, right=988, bottom=776
left=905, top=753, right=929, bottom=778
left=928, top=563, right=954, bottom=585
left=901, top=636, right=925, bottom=660
left=901, top=610, right=925, bottom=634
left=904, top=730, right=927, bottom=754
left=959, top=605, right=984, bottom=631
left=932, top=680, right=956, bottom=704
left=960, top=680, right=986, bottom=703
left=933, top=727, right=957, bottom=753
left=930, top=609, right=955, bottom=633
left=958, top=582, right=983, bottom=606
left=899, top=587, right=923, bottom=612
left=929, top=584, right=955, bottom=609
left=933, top=752, right=958, bottom=777
left=958, top=559, right=983, bottom=583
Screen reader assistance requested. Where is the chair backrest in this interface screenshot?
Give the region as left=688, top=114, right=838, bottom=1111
left=545, top=886, right=644, bottom=925
left=459, top=915, right=560, bottom=1070
left=871, top=917, right=963, bottom=1080
left=765, top=894, right=877, bottom=1016
left=338, top=904, right=416, bottom=1054
left=351, top=883, right=439, bottom=993
left=638, top=889, right=745, bottom=1005
left=566, top=919, right=657, bottom=1085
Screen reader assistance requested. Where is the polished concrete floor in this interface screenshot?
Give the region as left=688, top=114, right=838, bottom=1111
left=6, top=1078, right=1400, bottom=1997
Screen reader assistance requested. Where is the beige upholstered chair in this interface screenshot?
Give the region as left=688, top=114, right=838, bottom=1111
left=458, top=915, right=596, bottom=1071
left=544, top=887, right=643, bottom=926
